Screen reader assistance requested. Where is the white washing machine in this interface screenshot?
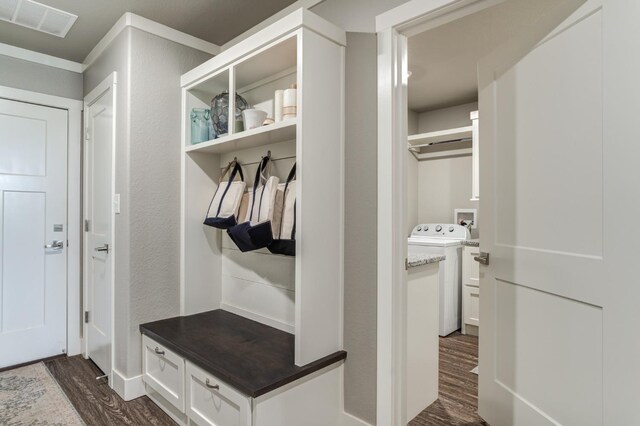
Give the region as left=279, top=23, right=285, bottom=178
left=408, top=224, right=470, bottom=336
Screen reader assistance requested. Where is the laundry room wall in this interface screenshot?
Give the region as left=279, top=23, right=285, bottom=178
left=408, top=110, right=419, bottom=235
left=0, top=54, right=83, bottom=99
left=415, top=102, right=479, bottom=237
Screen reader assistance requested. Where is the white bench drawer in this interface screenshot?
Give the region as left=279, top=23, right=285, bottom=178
left=186, top=361, right=251, bottom=426
left=142, top=335, right=185, bottom=412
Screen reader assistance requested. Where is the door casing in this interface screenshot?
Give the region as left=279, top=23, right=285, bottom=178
left=82, top=72, right=117, bottom=383
left=0, top=85, right=83, bottom=359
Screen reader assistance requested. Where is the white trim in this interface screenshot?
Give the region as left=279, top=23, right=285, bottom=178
left=82, top=72, right=117, bottom=390
left=375, top=1, right=503, bottom=425
left=0, top=42, right=83, bottom=73
left=341, top=412, right=373, bottom=426
left=0, top=11, right=220, bottom=74
left=112, top=369, right=145, bottom=401
left=220, top=303, right=295, bottom=334
left=182, top=9, right=345, bottom=89
left=221, top=0, right=327, bottom=51
left=82, top=12, right=220, bottom=71
left=0, top=85, right=83, bottom=358
left=376, top=0, right=504, bottom=33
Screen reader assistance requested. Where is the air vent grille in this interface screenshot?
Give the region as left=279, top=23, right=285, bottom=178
left=0, top=0, right=77, bottom=38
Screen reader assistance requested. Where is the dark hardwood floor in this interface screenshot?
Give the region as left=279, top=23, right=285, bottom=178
left=409, top=332, right=488, bottom=426
left=45, top=356, right=176, bottom=426
left=37, top=335, right=481, bottom=426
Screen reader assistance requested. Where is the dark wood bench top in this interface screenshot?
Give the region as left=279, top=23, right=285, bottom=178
left=139, top=309, right=347, bottom=398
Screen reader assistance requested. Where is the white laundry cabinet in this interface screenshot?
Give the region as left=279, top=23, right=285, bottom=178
left=462, top=243, right=480, bottom=335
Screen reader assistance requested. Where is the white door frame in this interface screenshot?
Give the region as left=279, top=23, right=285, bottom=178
left=0, top=85, right=83, bottom=357
left=82, top=72, right=117, bottom=377
left=375, top=1, right=504, bottom=424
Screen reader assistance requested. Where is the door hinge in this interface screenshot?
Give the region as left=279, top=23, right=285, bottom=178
left=84, top=219, right=90, bottom=232
left=405, top=258, right=408, bottom=270
left=85, top=128, right=91, bottom=141
left=84, top=311, right=89, bottom=323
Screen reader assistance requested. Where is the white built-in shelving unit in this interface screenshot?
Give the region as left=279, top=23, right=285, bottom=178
left=180, top=9, right=346, bottom=367
left=408, top=111, right=479, bottom=199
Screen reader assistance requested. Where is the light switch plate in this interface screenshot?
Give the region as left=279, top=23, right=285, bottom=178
left=113, top=194, right=121, bottom=214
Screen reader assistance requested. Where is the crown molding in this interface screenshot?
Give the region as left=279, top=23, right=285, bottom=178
left=0, top=12, right=220, bottom=74
left=82, top=12, right=220, bottom=71
left=0, top=42, right=83, bottom=73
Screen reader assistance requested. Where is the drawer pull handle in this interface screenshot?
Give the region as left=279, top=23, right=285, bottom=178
left=154, top=347, right=165, bottom=356
left=205, top=379, right=220, bottom=390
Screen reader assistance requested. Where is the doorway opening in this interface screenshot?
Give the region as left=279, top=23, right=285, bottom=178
left=394, top=0, right=592, bottom=424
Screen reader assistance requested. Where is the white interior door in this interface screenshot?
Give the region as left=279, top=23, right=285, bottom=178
left=478, top=0, right=640, bottom=424
left=84, top=75, right=115, bottom=378
left=0, top=98, right=68, bottom=368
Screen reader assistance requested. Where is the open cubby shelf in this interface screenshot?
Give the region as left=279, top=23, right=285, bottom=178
left=186, top=120, right=297, bottom=155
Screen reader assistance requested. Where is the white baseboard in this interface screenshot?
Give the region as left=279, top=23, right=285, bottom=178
left=341, top=412, right=373, bottom=426
left=112, top=369, right=145, bottom=401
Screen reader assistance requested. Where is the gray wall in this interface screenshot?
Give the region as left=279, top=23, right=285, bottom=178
left=0, top=54, right=83, bottom=100
left=411, top=102, right=479, bottom=237
left=343, top=32, right=378, bottom=425
left=311, top=0, right=410, bottom=32
left=83, top=28, right=211, bottom=378
left=308, top=2, right=411, bottom=423
left=126, top=28, right=211, bottom=377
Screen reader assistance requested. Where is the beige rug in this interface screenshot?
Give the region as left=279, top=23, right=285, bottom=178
left=0, top=362, right=85, bottom=425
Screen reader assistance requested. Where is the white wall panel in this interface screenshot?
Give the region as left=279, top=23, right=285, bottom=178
left=2, top=191, right=46, bottom=332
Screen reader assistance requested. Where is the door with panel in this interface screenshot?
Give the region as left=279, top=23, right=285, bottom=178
left=84, top=75, right=116, bottom=379
left=478, top=0, right=640, bottom=424
left=0, top=98, right=68, bottom=368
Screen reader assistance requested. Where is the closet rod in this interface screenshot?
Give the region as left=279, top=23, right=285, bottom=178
left=409, top=137, right=471, bottom=150
left=223, top=154, right=297, bottom=168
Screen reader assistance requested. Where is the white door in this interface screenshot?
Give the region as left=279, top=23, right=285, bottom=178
left=84, top=75, right=116, bottom=378
left=0, top=98, right=68, bottom=368
left=478, top=0, right=640, bottom=424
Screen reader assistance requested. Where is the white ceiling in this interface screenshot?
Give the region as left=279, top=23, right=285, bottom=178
left=408, top=0, right=561, bottom=112
left=0, top=0, right=296, bottom=63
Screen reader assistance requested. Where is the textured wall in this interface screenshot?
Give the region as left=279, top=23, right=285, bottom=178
left=126, top=28, right=211, bottom=376
left=308, top=2, right=411, bottom=423
left=83, top=28, right=211, bottom=378
left=0, top=54, right=83, bottom=100
left=343, top=32, right=378, bottom=425
left=414, top=102, right=479, bottom=237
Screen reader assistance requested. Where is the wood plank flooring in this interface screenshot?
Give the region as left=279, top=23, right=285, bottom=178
left=45, top=356, right=176, bottom=426
left=409, top=332, right=488, bottom=426
left=34, top=335, right=481, bottom=426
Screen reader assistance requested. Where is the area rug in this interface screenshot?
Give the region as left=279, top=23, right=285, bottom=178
left=0, top=362, right=85, bottom=425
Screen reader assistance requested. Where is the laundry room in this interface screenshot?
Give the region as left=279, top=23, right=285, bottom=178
left=401, top=2, right=541, bottom=423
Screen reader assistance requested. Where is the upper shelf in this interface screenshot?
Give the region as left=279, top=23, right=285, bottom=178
left=408, top=126, right=473, bottom=148
left=186, top=119, right=297, bottom=154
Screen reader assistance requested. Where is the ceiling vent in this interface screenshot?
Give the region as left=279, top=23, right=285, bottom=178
left=0, top=0, right=77, bottom=38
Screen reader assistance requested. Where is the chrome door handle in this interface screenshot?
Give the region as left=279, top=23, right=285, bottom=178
left=474, top=252, right=489, bottom=265
left=154, top=347, right=165, bottom=355
left=205, top=378, right=219, bottom=390
left=94, top=244, right=109, bottom=252
left=45, top=240, right=64, bottom=249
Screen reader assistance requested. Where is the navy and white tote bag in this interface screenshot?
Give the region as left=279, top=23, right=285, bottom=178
left=203, top=160, right=246, bottom=229
left=268, top=163, right=296, bottom=256
left=227, top=155, right=280, bottom=252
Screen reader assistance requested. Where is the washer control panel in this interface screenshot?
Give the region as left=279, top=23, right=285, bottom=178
left=410, top=223, right=470, bottom=239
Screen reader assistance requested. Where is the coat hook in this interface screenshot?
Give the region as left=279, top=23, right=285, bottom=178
left=267, top=150, right=272, bottom=158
